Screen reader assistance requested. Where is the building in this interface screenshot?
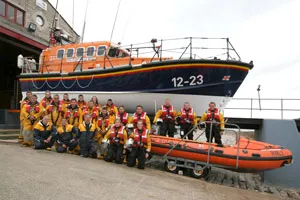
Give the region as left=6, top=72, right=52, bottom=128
left=0, top=0, right=79, bottom=109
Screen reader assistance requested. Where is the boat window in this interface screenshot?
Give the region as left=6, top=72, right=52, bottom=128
left=108, top=47, right=119, bottom=57
left=86, top=46, right=95, bottom=57
left=76, top=47, right=84, bottom=57
left=56, top=49, right=64, bottom=60
left=97, top=46, right=106, bottom=56
left=66, top=48, right=74, bottom=58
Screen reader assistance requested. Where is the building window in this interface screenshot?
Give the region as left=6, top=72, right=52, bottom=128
left=76, top=47, right=84, bottom=57
left=0, top=1, right=5, bottom=16
left=57, top=49, right=64, bottom=60
left=86, top=46, right=95, bottom=57
left=67, top=48, right=74, bottom=58
left=0, top=1, right=24, bottom=26
left=97, top=46, right=106, bottom=56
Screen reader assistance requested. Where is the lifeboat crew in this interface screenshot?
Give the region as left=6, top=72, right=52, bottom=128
left=64, top=98, right=81, bottom=128
left=127, top=120, right=151, bottom=169
left=33, top=115, right=56, bottom=150
left=80, top=101, right=98, bottom=124
left=62, top=93, right=70, bottom=110
left=77, top=94, right=87, bottom=110
left=116, top=105, right=129, bottom=126
left=46, top=94, right=63, bottom=128
left=41, top=90, right=53, bottom=109
left=95, top=107, right=115, bottom=158
left=18, top=91, right=32, bottom=144
left=176, top=102, right=197, bottom=140
left=103, top=119, right=127, bottom=164
left=56, top=118, right=79, bottom=153
left=20, top=94, right=42, bottom=146
left=128, top=105, right=151, bottom=131
left=200, top=102, right=225, bottom=145
left=91, top=96, right=101, bottom=111
left=106, top=99, right=118, bottom=116
left=78, top=114, right=97, bottom=158
left=153, top=99, right=177, bottom=137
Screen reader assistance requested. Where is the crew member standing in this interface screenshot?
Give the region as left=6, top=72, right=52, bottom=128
left=64, top=98, right=81, bottom=128
left=106, top=99, right=118, bottom=116
left=153, top=99, right=177, bottom=137
left=62, top=93, right=70, bottom=110
left=177, top=102, right=197, bottom=140
left=19, top=91, right=32, bottom=144
left=200, top=102, right=225, bottom=145
left=56, top=118, right=79, bottom=153
left=78, top=114, right=97, bottom=158
left=20, top=94, right=42, bottom=146
left=127, top=120, right=151, bottom=169
left=128, top=105, right=151, bottom=131
left=103, top=119, right=127, bottom=164
left=33, top=115, right=55, bottom=150
left=46, top=94, right=63, bottom=129
left=91, top=96, right=101, bottom=111
left=80, top=101, right=98, bottom=124
left=77, top=94, right=87, bottom=110
left=116, top=106, right=129, bottom=126
left=41, top=90, right=53, bottom=109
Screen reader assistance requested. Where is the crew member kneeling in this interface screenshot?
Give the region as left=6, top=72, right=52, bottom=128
left=200, top=102, right=225, bottom=145
left=78, top=114, right=97, bottom=158
left=103, top=119, right=127, bottom=164
left=56, top=118, right=79, bottom=153
left=127, top=120, right=151, bottom=169
left=33, top=115, right=55, bottom=150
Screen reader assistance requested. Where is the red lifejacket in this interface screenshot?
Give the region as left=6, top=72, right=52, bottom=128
left=106, top=104, right=115, bottom=115
left=83, top=107, right=97, bottom=119
left=116, top=112, right=128, bottom=125
left=109, top=125, right=125, bottom=143
left=41, top=97, right=53, bottom=108
left=65, top=105, right=79, bottom=118
left=25, top=103, right=40, bottom=113
left=133, top=128, right=148, bottom=147
left=133, top=112, right=147, bottom=125
left=161, top=105, right=175, bottom=120
left=206, top=108, right=221, bottom=121
left=180, top=108, right=194, bottom=124
left=48, top=101, right=63, bottom=112
left=97, top=113, right=109, bottom=127
left=78, top=101, right=87, bottom=109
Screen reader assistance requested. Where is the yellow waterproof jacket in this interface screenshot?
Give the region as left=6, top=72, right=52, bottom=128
left=94, top=114, right=115, bottom=143
left=200, top=109, right=225, bottom=130
left=153, top=105, right=177, bottom=123
left=19, top=98, right=30, bottom=125
left=21, top=102, right=43, bottom=131
left=105, top=104, right=118, bottom=116
left=80, top=107, right=99, bottom=124
left=129, top=128, right=151, bottom=152
left=176, top=109, right=197, bottom=125
left=46, top=103, right=63, bottom=127
left=78, top=122, right=97, bottom=145
left=103, top=125, right=128, bottom=145
left=33, top=121, right=54, bottom=141
left=128, top=113, right=151, bottom=131
left=56, top=124, right=78, bottom=144
left=64, top=105, right=82, bottom=127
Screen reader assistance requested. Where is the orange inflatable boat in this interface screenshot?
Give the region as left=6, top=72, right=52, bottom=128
left=150, top=135, right=293, bottom=173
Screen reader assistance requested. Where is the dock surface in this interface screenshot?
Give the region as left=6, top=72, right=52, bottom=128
left=0, top=143, right=280, bottom=200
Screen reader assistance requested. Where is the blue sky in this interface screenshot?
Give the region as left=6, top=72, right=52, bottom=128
left=49, top=0, right=300, bottom=118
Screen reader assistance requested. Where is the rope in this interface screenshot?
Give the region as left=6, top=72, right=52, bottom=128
left=46, top=77, right=61, bottom=89
left=31, top=77, right=46, bottom=90
left=76, top=74, right=94, bottom=89
left=60, top=77, right=77, bottom=89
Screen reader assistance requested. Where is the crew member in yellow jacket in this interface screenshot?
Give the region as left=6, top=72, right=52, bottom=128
left=64, top=98, right=81, bottom=128
left=176, top=102, right=197, bottom=140
left=56, top=118, right=79, bottom=153
left=128, top=105, right=151, bottom=131
left=46, top=94, right=63, bottom=128
left=20, top=94, right=43, bottom=146
left=200, top=102, right=225, bottom=145
left=103, top=119, right=127, bottom=164
left=105, top=99, right=118, bottom=116
left=33, top=115, right=56, bottom=150
left=18, top=90, right=32, bottom=144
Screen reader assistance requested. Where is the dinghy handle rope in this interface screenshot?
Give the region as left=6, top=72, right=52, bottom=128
left=60, top=77, right=77, bottom=89
left=32, top=77, right=46, bottom=90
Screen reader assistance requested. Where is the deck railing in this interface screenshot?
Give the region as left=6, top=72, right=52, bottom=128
left=223, top=98, right=300, bottom=119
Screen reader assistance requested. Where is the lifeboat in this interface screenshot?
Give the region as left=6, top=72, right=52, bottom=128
left=150, top=135, right=293, bottom=172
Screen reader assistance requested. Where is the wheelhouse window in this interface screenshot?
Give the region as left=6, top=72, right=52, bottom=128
left=66, top=48, right=74, bottom=58
left=97, top=46, right=106, bottom=56
left=76, top=47, right=84, bottom=57
left=86, top=46, right=95, bottom=57
left=56, top=49, right=64, bottom=60
left=0, top=1, right=24, bottom=26
left=108, top=47, right=119, bottom=57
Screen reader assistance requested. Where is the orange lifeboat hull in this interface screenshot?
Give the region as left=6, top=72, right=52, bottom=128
left=150, top=135, right=293, bottom=172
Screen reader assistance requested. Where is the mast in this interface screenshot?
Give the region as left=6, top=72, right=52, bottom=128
left=81, top=0, right=89, bottom=43
left=110, top=0, right=122, bottom=42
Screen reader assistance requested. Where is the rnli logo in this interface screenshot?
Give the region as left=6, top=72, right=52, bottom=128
left=222, top=76, right=231, bottom=81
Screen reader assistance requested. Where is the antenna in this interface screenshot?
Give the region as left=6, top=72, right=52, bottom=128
left=81, top=0, right=89, bottom=43
left=72, top=0, right=75, bottom=28
left=110, top=0, right=122, bottom=42
left=257, top=85, right=261, bottom=111
left=49, top=0, right=59, bottom=46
